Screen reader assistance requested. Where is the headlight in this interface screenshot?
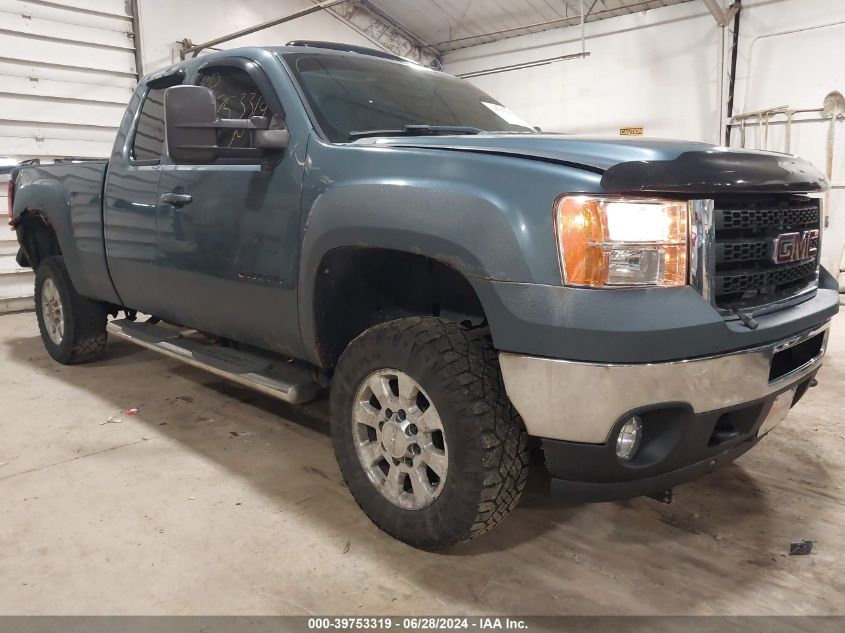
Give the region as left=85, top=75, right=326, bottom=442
left=555, top=196, right=689, bottom=287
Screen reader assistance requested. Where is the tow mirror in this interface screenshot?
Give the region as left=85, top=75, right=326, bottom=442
left=164, top=85, right=219, bottom=163
left=164, top=86, right=289, bottom=164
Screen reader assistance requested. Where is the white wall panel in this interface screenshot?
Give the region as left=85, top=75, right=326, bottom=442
left=0, top=30, right=135, bottom=75
left=38, top=0, right=130, bottom=18
left=0, top=136, right=115, bottom=158
left=0, top=0, right=136, bottom=312
left=0, top=0, right=131, bottom=31
left=0, top=94, right=125, bottom=127
left=0, top=74, right=133, bottom=104
left=0, top=270, right=35, bottom=307
left=0, top=59, right=136, bottom=89
left=0, top=122, right=118, bottom=142
left=0, top=7, right=133, bottom=49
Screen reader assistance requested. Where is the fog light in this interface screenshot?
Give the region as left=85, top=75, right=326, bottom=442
left=616, top=416, right=643, bottom=461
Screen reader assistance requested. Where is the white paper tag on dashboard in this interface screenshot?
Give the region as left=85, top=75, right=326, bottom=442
left=482, top=102, right=533, bottom=129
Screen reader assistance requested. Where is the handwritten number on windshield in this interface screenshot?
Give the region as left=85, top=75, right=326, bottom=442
left=200, top=72, right=269, bottom=147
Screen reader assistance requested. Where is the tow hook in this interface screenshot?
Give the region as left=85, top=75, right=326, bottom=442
left=810, top=378, right=819, bottom=388
left=647, top=489, right=673, bottom=504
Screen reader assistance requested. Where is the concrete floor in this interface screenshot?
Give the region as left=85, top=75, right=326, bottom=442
left=0, top=308, right=843, bottom=616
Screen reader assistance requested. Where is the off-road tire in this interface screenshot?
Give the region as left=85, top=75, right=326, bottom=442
left=34, top=256, right=108, bottom=365
left=330, top=317, right=530, bottom=549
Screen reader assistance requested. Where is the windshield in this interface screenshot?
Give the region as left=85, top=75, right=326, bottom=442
left=282, top=52, right=534, bottom=142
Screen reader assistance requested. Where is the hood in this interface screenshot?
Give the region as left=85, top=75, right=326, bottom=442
left=356, top=134, right=828, bottom=194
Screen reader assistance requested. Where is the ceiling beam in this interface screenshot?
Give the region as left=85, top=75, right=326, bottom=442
left=181, top=0, right=347, bottom=58
left=561, top=1, right=579, bottom=17
left=354, top=0, right=440, bottom=55
left=180, top=0, right=439, bottom=64
left=432, top=0, right=664, bottom=50
left=318, top=0, right=439, bottom=64
left=562, top=0, right=600, bottom=18
left=702, top=0, right=741, bottom=27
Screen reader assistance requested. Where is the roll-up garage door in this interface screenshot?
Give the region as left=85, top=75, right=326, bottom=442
left=0, top=0, right=137, bottom=313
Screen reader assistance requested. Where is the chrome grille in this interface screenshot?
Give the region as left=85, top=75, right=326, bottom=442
left=711, top=195, right=820, bottom=309
left=715, top=240, right=769, bottom=264
left=716, top=201, right=819, bottom=230
left=716, top=260, right=817, bottom=295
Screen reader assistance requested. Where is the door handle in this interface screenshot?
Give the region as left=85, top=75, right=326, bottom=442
left=160, top=192, right=193, bottom=206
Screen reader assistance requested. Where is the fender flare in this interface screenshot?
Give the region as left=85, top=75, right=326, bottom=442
left=296, top=183, right=534, bottom=366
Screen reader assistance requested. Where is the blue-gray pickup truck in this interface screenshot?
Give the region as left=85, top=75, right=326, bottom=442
left=7, top=42, right=839, bottom=549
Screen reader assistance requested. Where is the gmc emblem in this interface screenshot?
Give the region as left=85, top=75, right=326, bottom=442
left=771, top=229, right=819, bottom=264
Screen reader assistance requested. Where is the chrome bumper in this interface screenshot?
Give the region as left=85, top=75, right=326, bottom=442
left=499, top=322, right=830, bottom=443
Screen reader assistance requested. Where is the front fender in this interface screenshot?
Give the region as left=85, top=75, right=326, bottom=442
left=300, top=182, right=532, bottom=281
left=297, top=137, right=603, bottom=364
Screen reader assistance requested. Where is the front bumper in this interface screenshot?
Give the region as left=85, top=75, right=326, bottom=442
left=500, top=321, right=830, bottom=502
left=541, top=373, right=818, bottom=502
left=546, top=430, right=762, bottom=503
left=500, top=321, right=829, bottom=444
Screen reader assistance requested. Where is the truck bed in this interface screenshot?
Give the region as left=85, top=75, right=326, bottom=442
left=12, top=160, right=119, bottom=305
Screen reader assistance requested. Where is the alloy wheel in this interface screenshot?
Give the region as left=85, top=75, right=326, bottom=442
left=351, top=369, right=448, bottom=510
left=41, top=278, right=65, bottom=345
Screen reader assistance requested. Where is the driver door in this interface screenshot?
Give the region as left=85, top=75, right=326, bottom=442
left=154, top=58, right=304, bottom=354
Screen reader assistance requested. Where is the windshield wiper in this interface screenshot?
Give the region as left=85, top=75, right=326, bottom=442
left=348, top=125, right=483, bottom=140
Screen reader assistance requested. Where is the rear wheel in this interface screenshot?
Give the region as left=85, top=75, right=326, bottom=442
left=34, top=256, right=108, bottom=365
left=330, top=317, right=529, bottom=549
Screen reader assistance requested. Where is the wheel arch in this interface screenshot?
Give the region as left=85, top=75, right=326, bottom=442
left=307, top=245, right=488, bottom=369
left=15, top=210, right=63, bottom=269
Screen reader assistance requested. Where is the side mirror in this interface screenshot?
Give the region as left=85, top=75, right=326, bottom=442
left=165, top=86, right=289, bottom=163
left=164, top=85, right=220, bottom=164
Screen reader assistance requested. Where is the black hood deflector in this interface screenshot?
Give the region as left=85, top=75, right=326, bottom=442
left=600, top=150, right=827, bottom=194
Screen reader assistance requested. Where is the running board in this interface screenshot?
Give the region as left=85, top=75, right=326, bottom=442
left=106, top=319, right=320, bottom=405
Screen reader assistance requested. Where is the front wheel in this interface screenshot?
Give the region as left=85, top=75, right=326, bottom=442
left=34, top=256, right=108, bottom=365
left=330, top=317, right=529, bottom=550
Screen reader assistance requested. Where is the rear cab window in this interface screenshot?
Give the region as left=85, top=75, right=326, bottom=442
left=131, top=87, right=166, bottom=164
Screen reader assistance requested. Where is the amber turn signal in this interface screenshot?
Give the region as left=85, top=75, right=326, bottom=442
left=555, top=196, right=688, bottom=288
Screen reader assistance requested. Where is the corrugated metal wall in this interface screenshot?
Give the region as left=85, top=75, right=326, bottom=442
left=0, top=0, right=137, bottom=313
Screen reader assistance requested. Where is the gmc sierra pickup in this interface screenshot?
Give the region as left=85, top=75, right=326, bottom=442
left=7, top=42, right=839, bottom=549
